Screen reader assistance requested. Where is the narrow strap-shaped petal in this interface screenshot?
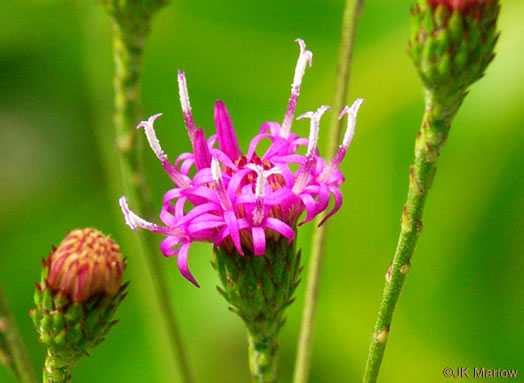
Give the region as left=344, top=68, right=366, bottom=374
left=271, top=163, right=295, bottom=187
left=259, top=121, right=281, bottom=136
left=318, top=187, right=343, bottom=227
left=162, top=188, right=185, bottom=204
left=252, top=226, right=266, bottom=255
left=160, top=207, right=178, bottom=227
left=270, top=154, right=307, bottom=165
left=192, top=168, right=214, bottom=185
left=174, top=202, right=220, bottom=228
left=207, top=135, right=217, bottom=148
left=262, top=136, right=292, bottom=160
left=264, top=218, right=296, bottom=242
left=214, top=219, right=250, bottom=248
left=227, top=168, right=251, bottom=202
left=214, top=100, right=241, bottom=161
left=290, top=137, right=310, bottom=151
left=297, top=193, right=318, bottom=226
left=224, top=209, right=243, bottom=255
left=235, top=193, right=257, bottom=205
left=177, top=242, right=200, bottom=287
left=193, top=128, right=212, bottom=170
left=180, top=158, right=195, bottom=176
left=175, top=152, right=195, bottom=169
left=186, top=216, right=225, bottom=234
left=209, top=149, right=238, bottom=173
left=247, top=133, right=275, bottom=161
left=313, top=183, right=330, bottom=218
left=262, top=188, right=295, bottom=205
left=160, top=236, right=185, bottom=257
left=175, top=197, right=188, bottom=218
left=182, top=186, right=220, bottom=204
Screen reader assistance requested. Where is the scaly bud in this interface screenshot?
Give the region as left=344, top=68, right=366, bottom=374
left=409, top=0, right=499, bottom=115
left=32, top=229, right=128, bottom=383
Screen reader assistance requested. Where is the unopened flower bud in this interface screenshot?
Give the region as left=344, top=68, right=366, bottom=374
left=409, top=0, right=500, bottom=94
left=31, top=228, right=128, bottom=383
left=46, top=229, right=124, bottom=303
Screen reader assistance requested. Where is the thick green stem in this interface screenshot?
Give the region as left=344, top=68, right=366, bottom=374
left=248, top=330, right=279, bottom=383
left=42, top=352, right=73, bottom=383
left=0, top=287, right=38, bottom=383
left=214, top=237, right=301, bottom=383
left=111, top=22, right=194, bottom=383
left=363, top=90, right=457, bottom=383
left=293, top=1, right=364, bottom=382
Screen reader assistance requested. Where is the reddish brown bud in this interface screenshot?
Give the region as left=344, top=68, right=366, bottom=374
left=46, top=229, right=124, bottom=303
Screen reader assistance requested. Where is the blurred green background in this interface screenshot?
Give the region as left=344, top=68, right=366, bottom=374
left=1, top=0, right=523, bottom=382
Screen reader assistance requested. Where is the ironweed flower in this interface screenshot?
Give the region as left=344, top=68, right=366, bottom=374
left=120, top=39, right=363, bottom=287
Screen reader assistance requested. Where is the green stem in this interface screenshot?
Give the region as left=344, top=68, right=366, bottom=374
left=363, top=90, right=456, bottom=383
left=0, top=287, right=38, bottom=383
left=111, top=22, right=194, bottom=383
left=293, top=1, right=364, bottom=382
left=42, top=352, right=73, bottom=383
left=248, top=331, right=279, bottom=383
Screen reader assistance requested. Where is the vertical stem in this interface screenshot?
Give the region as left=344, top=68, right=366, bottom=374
left=362, top=91, right=453, bottom=383
left=248, top=331, right=279, bottom=383
left=42, top=352, right=73, bottom=383
left=0, top=287, right=38, bottom=383
left=326, top=0, right=365, bottom=157
left=293, top=1, right=364, bottom=383
left=111, top=22, right=194, bottom=383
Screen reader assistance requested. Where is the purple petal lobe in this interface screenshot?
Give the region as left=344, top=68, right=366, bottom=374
left=214, top=100, right=241, bottom=161
left=252, top=227, right=266, bottom=255
left=193, top=128, right=212, bottom=170
left=177, top=242, right=200, bottom=287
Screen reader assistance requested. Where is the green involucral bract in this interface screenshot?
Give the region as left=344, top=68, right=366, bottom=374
left=213, top=237, right=302, bottom=383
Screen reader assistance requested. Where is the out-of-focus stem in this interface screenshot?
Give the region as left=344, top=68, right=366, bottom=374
left=293, top=1, right=364, bottom=383
left=0, top=287, right=38, bottom=383
left=42, top=352, right=73, bottom=383
left=362, top=90, right=454, bottom=383
left=247, top=330, right=279, bottom=383
left=111, top=22, right=194, bottom=383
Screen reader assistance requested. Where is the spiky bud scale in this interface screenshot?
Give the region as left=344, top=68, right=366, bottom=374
left=214, top=236, right=302, bottom=382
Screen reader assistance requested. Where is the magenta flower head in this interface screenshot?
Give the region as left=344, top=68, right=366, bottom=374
left=119, top=39, right=362, bottom=381
left=119, top=39, right=362, bottom=287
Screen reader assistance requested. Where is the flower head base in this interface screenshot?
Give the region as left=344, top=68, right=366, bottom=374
left=46, top=229, right=124, bottom=303
left=120, top=39, right=363, bottom=286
